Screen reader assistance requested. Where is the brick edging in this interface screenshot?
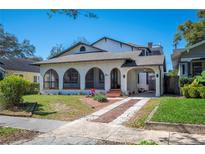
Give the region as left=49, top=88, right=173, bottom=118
left=145, top=106, right=205, bottom=134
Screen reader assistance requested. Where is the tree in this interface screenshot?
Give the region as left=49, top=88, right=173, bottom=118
left=47, top=44, right=64, bottom=59
left=48, top=37, right=89, bottom=59
left=71, top=37, right=90, bottom=46
left=173, top=10, right=205, bottom=48
left=47, top=9, right=97, bottom=19
left=26, top=56, right=43, bottom=61
left=0, top=24, right=36, bottom=58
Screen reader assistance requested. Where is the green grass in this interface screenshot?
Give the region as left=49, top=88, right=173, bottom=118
left=0, top=127, right=19, bottom=137
left=138, top=140, right=158, bottom=145
left=152, top=97, right=205, bottom=125
left=23, top=95, right=93, bottom=121
left=126, top=99, right=160, bottom=128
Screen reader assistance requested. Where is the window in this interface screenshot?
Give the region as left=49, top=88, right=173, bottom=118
left=192, top=62, right=202, bottom=76
left=63, top=68, right=80, bottom=89
left=146, top=73, right=149, bottom=84
left=182, top=64, right=185, bottom=75
left=137, top=74, right=140, bottom=84
left=80, top=46, right=86, bottom=52
left=33, top=76, right=38, bottom=83
left=18, top=74, right=23, bottom=78
left=43, top=69, right=59, bottom=89
left=139, top=49, right=150, bottom=56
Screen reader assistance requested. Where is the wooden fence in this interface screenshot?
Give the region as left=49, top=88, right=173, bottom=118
left=164, top=75, right=180, bottom=95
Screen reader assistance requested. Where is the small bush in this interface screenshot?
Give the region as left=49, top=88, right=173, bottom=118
left=0, top=75, right=27, bottom=107
left=179, top=77, right=194, bottom=87
left=24, top=82, right=39, bottom=95
left=199, top=87, right=205, bottom=98
left=181, top=85, right=190, bottom=98
left=188, top=86, right=200, bottom=98
left=93, top=93, right=107, bottom=102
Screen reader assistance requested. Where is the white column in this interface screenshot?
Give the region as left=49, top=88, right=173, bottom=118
left=155, top=70, right=160, bottom=97
left=80, top=71, right=86, bottom=90
left=39, top=71, right=44, bottom=93
left=104, top=71, right=110, bottom=92
left=121, top=70, right=128, bottom=95
left=58, top=71, right=64, bottom=90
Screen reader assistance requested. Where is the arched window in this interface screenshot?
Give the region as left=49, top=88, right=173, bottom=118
left=43, top=69, right=59, bottom=89
left=85, top=67, right=105, bottom=89
left=80, top=46, right=86, bottom=52
left=63, top=68, right=80, bottom=89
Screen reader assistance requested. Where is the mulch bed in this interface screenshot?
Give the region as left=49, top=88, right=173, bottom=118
left=92, top=99, right=139, bottom=123
left=0, top=128, right=40, bottom=145
left=82, top=97, right=121, bottom=110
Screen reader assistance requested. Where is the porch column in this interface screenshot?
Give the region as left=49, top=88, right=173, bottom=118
left=155, top=70, right=160, bottom=97
left=80, top=71, right=86, bottom=90
left=58, top=71, right=64, bottom=90
left=104, top=71, right=110, bottom=92
left=121, top=70, right=128, bottom=95
left=39, top=71, right=44, bottom=93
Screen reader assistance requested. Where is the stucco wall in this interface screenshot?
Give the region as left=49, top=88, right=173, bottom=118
left=93, top=38, right=140, bottom=53
left=5, top=70, right=40, bottom=83
left=40, top=60, right=163, bottom=96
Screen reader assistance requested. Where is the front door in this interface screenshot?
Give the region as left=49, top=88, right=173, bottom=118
left=111, top=68, right=120, bottom=89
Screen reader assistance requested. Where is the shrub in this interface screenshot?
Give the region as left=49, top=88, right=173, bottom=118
left=179, top=77, right=194, bottom=87
left=188, top=86, right=200, bottom=98
left=0, top=75, right=27, bottom=107
left=199, top=87, right=205, bottom=98
left=24, top=82, right=39, bottom=95
left=181, top=85, right=190, bottom=98
left=93, top=93, right=107, bottom=102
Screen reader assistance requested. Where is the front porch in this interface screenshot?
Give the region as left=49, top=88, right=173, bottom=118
left=40, top=61, right=164, bottom=97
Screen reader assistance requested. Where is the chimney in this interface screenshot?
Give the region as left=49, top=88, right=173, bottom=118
left=148, top=42, right=153, bottom=48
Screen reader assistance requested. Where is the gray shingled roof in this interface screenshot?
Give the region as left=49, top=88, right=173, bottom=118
left=0, top=57, right=40, bottom=73
left=34, top=52, right=164, bottom=66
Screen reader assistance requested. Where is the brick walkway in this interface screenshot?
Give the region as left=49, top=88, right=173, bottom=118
left=92, top=99, right=139, bottom=123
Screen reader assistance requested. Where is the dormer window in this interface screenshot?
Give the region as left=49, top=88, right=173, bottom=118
left=80, top=46, right=86, bottom=52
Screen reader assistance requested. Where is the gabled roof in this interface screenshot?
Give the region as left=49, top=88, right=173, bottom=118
left=179, top=40, right=205, bottom=53
left=92, top=36, right=150, bottom=51
left=0, top=57, right=40, bottom=73
left=51, top=42, right=108, bottom=59
left=34, top=51, right=165, bottom=67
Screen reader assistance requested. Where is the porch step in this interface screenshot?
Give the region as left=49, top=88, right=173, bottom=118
left=106, top=89, right=122, bottom=97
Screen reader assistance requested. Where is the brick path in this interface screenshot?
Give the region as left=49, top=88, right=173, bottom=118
left=92, top=99, right=139, bottom=123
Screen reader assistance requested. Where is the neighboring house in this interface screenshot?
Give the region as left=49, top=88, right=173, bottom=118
left=171, top=40, right=205, bottom=77
left=0, top=57, right=40, bottom=83
left=34, top=37, right=166, bottom=96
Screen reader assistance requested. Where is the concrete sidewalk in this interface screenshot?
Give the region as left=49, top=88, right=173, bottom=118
left=17, top=120, right=205, bottom=145
left=0, top=115, right=67, bottom=132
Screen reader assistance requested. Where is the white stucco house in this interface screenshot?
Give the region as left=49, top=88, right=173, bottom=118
left=171, top=40, right=205, bottom=77
left=34, top=37, right=166, bottom=97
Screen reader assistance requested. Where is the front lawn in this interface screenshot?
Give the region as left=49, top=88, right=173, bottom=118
left=126, top=99, right=160, bottom=128
left=0, top=127, right=39, bottom=144
left=152, top=97, right=205, bottom=125
left=23, top=95, right=94, bottom=121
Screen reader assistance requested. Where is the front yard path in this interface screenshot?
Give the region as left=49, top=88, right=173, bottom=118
left=0, top=115, right=67, bottom=133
